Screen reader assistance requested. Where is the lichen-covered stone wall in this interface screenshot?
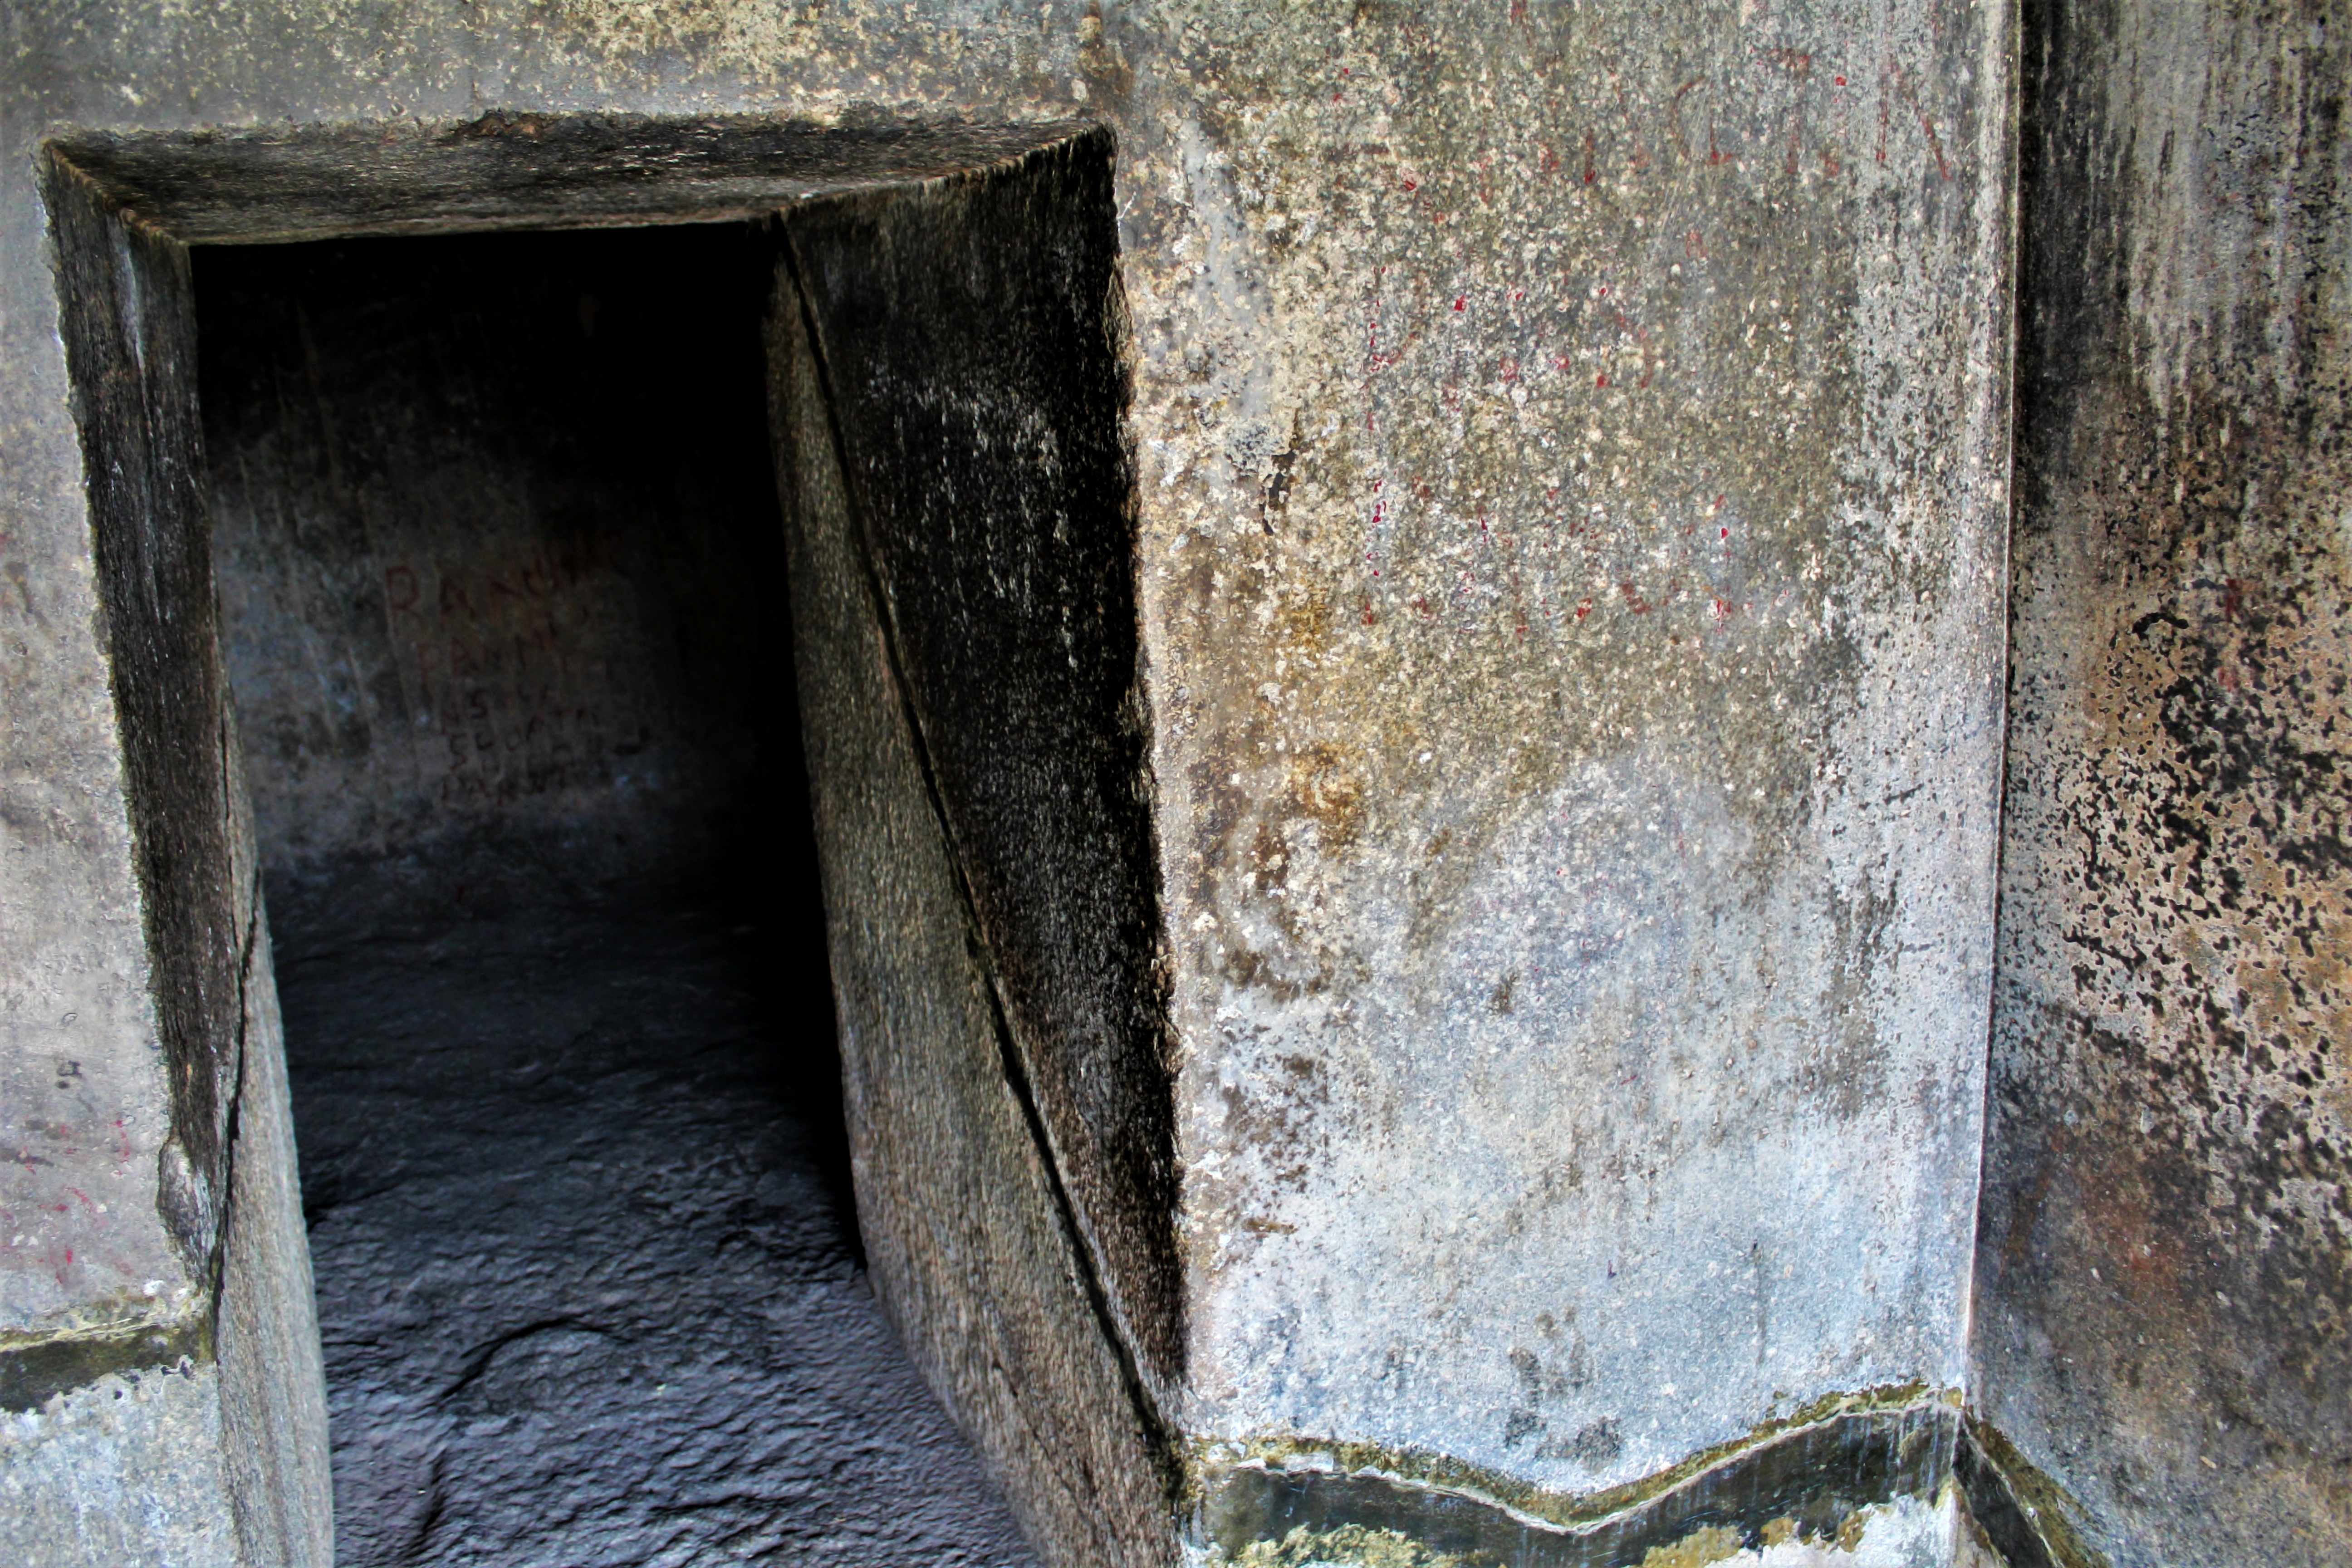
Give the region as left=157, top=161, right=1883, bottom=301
left=1972, top=2, right=2352, bottom=1563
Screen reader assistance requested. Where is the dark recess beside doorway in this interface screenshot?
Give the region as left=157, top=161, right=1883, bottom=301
left=195, top=222, right=1035, bottom=1566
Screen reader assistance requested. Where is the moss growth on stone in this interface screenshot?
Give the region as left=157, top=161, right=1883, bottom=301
left=1190, top=1381, right=1944, bottom=1530
left=1219, top=1522, right=1485, bottom=1567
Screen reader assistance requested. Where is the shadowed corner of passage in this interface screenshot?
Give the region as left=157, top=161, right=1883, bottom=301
left=199, top=222, right=861, bottom=1260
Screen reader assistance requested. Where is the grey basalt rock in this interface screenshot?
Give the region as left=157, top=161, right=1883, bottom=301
left=44, top=0, right=2331, bottom=1563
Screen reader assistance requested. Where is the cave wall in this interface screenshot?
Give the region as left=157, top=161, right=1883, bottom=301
left=1970, top=3, right=2352, bottom=1563
left=769, top=190, right=1174, bottom=1565
left=4, top=3, right=2024, bottom=1565
left=780, top=132, right=1180, bottom=1411
left=1149, top=9, right=2010, bottom=1538
left=196, top=225, right=788, bottom=894
left=2, top=150, right=329, bottom=1568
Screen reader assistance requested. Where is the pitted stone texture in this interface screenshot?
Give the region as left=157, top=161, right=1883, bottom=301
left=45, top=118, right=1077, bottom=245
left=216, top=912, right=333, bottom=1568
left=1974, top=1, right=2352, bottom=1562
left=0, top=1362, right=240, bottom=1568
left=270, top=877, right=1035, bottom=1568
left=5, top=160, right=229, bottom=1338
left=8, top=156, right=328, bottom=1568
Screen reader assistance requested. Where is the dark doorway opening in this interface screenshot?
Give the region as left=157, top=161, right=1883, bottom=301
left=193, top=224, right=1034, bottom=1566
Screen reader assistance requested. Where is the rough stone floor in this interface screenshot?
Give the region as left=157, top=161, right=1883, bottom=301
left=270, top=870, right=1037, bottom=1567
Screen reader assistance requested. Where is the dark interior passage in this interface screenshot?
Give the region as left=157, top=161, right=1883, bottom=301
left=194, top=225, right=1035, bottom=1566
left=200, top=225, right=785, bottom=889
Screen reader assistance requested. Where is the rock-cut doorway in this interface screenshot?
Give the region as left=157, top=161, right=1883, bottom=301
left=44, top=118, right=1171, bottom=1568
left=193, top=219, right=1035, bottom=1566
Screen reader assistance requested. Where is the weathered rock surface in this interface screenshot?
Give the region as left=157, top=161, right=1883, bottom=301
left=1973, top=3, right=2352, bottom=1563
left=13, top=0, right=2332, bottom=1563
left=268, top=869, right=1035, bottom=1568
